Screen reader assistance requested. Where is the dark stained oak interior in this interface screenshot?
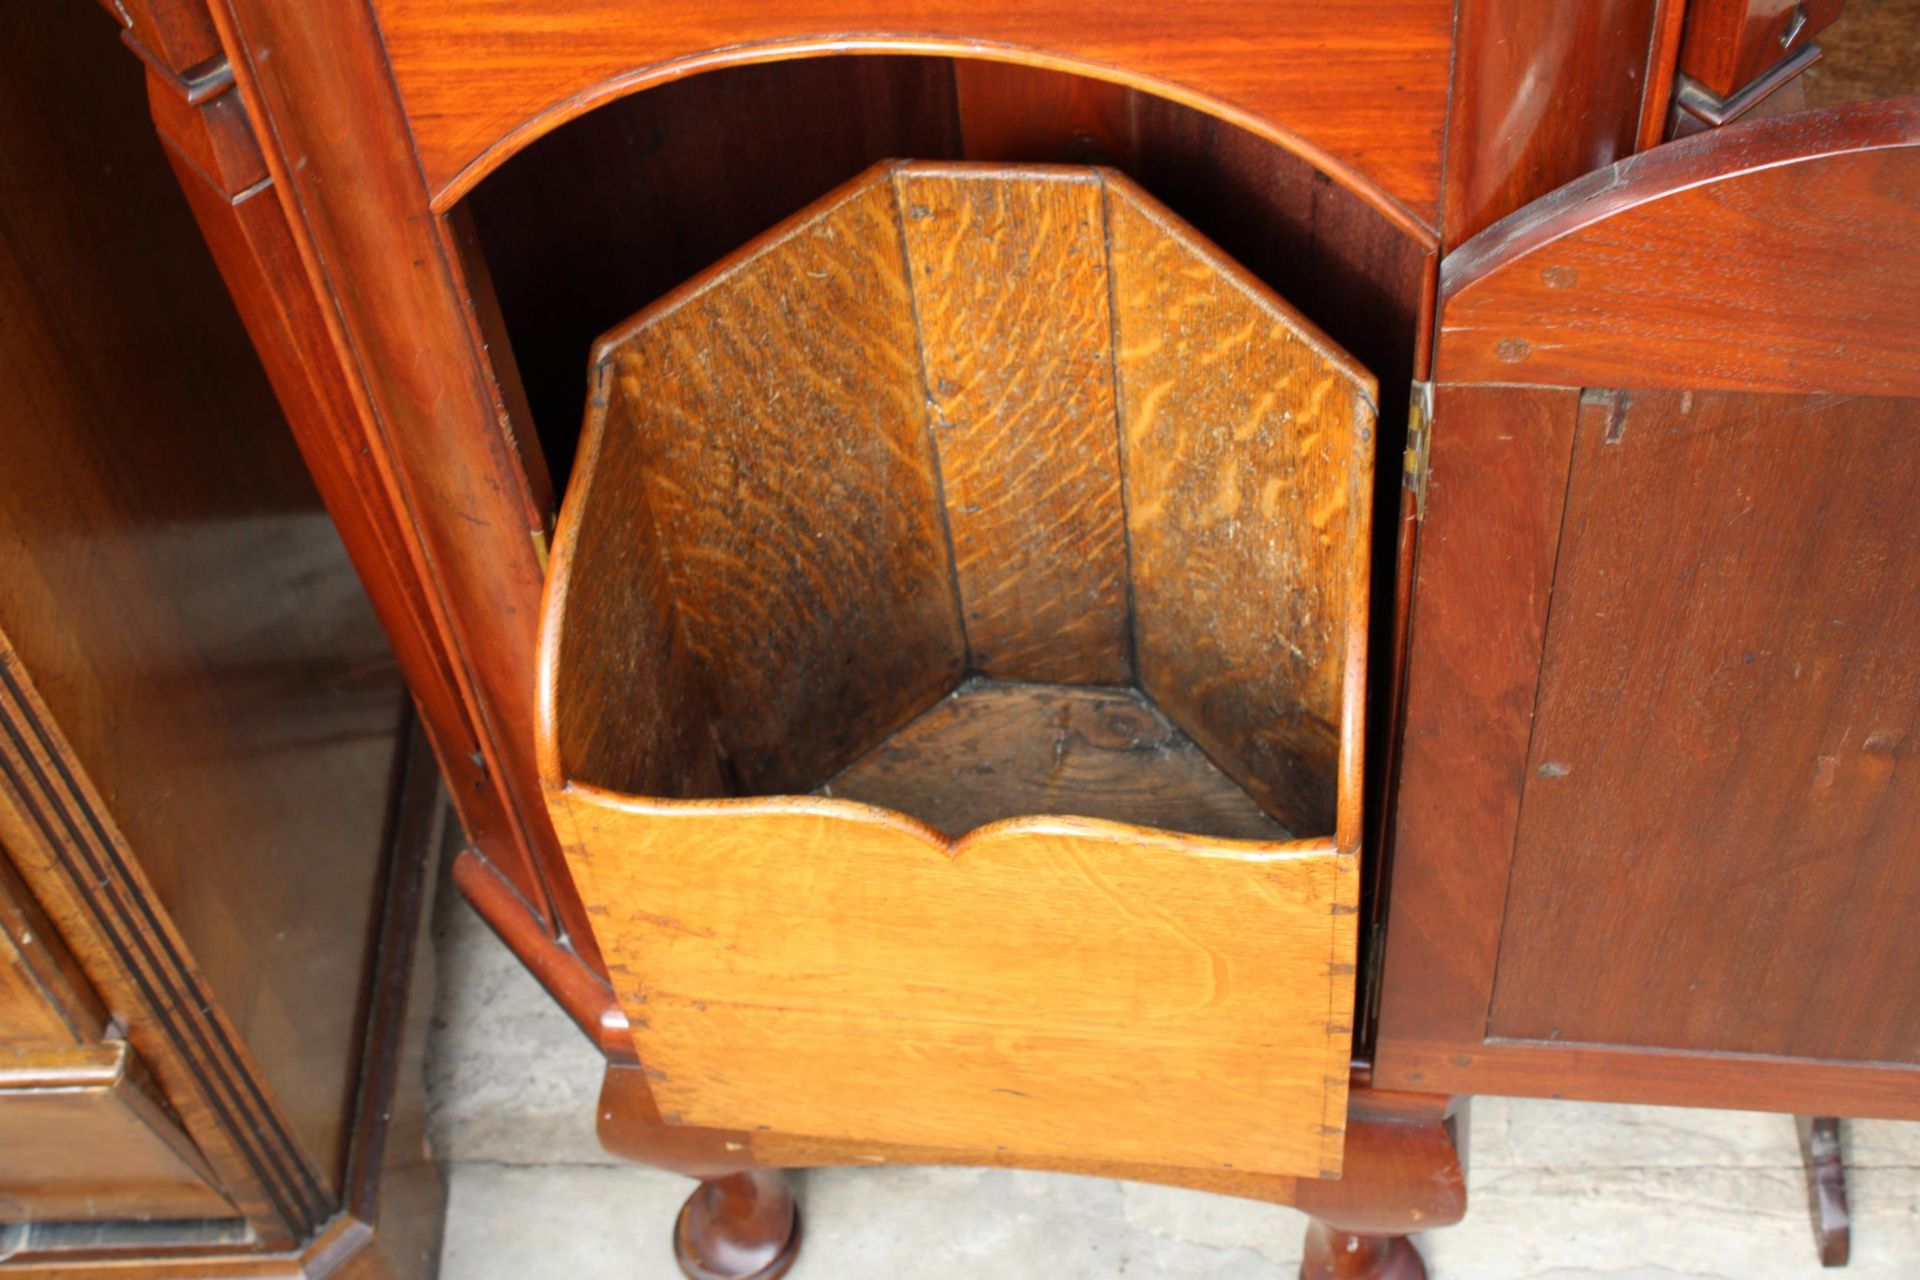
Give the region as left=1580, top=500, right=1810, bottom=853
left=825, top=680, right=1292, bottom=842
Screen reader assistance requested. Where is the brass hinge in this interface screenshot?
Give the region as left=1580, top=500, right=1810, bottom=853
left=1403, top=380, right=1433, bottom=521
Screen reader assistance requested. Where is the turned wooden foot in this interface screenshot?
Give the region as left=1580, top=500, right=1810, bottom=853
left=1300, top=1219, right=1427, bottom=1280
left=673, top=1170, right=801, bottom=1280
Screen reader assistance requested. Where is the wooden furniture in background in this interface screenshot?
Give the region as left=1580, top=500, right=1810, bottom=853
left=0, top=3, right=443, bottom=1275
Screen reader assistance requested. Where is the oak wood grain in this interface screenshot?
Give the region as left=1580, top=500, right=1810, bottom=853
left=569, top=790, right=1356, bottom=1178
left=590, top=172, right=965, bottom=794
left=895, top=166, right=1132, bottom=684
left=598, top=1068, right=1465, bottom=1235
left=543, top=369, right=726, bottom=806
left=1106, top=180, right=1376, bottom=842
left=541, top=161, right=1371, bottom=1183
left=824, top=679, right=1291, bottom=841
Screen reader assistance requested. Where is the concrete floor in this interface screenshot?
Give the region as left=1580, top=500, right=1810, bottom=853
left=427, top=890, right=1920, bottom=1279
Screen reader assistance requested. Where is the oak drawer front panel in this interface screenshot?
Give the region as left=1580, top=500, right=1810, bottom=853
left=1487, top=389, right=1920, bottom=1063
left=0, top=1042, right=236, bottom=1224
left=567, top=798, right=1356, bottom=1178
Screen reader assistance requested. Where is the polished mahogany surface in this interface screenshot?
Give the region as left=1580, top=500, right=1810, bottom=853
left=0, top=0, right=406, bottom=1194
left=1488, top=388, right=1920, bottom=1063
left=1375, top=99, right=1920, bottom=1118
left=367, top=0, right=1456, bottom=223
left=1442, top=0, right=1677, bottom=244
left=1438, top=100, right=1920, bottom=396
left=1678, top=0, right=1846, bottom=97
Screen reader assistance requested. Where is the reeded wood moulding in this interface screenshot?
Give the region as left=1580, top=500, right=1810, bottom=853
left=539, top=161, right=1375, bottom=1181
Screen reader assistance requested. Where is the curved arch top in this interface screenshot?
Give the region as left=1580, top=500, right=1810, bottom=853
left=1437, top=98, right=1920, bottom=394
left=367, top=0, right=1452, bottom=236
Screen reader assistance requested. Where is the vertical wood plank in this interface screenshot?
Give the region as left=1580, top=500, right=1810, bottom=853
left=953, top=61, right=1135, bottom=164
left=1371, top=384, right=1581, bottom=1053
left=1106, top=178, right=1375, bottom=836
left=896, top=165, right=1133, bottom=685
left=599, top=173, right=965, bottom=794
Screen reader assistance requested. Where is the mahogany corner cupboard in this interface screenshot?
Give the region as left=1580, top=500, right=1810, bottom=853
left=37, top=0, right=1920, bottom=1275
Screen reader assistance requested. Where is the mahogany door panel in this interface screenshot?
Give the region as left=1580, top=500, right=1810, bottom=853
left=1375, top=99, right=1920, bottom=1116
left=1370, top=383, right=1582, bottom=1047
left=1489, top=388, right=1920, bottom=1063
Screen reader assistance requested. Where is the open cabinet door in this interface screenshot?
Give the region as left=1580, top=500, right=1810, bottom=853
left=1375, top=98, right=1920, bottom=1118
